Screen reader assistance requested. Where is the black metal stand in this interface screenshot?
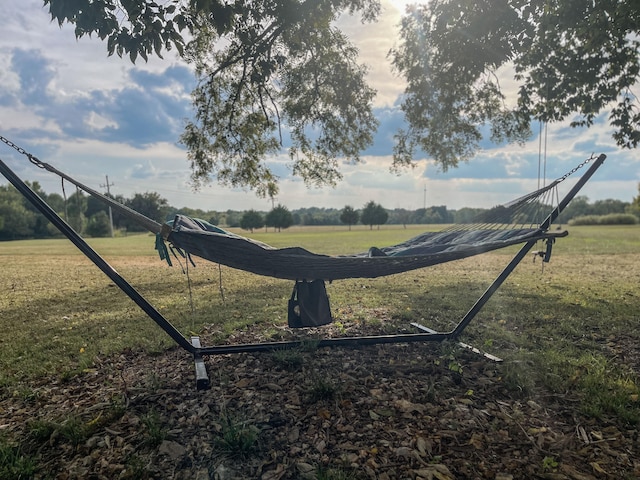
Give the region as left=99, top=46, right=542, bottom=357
left=0, top=153, right=606, bottom=389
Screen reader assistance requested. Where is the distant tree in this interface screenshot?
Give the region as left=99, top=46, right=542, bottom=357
left=223, top=210, right=242, bottom=228
left=627, top=183, right=640, bottom=219
left=0, top=185, right=37, bottom=240
left=389, top=208, right=411, bottom=228
left=208, top=213, right=220, bottom=226
left=65, top=190, right=88, bottom=234
left=453, top=207, right=487, bottom=224
left=86, top=211, right=112, bottom=237
left=557, top=195, right=591, bottom=223
left=340, top=205, right=359, bottom=230
left=86, top=195, right=109, bottom=219
left=240, top=210, right=265, bottom=233
left=47, top=193, right=65, bottom=215
left=421, top=205, right=452, bottom=224
left=124, top=192, right=170, bottom=231
left=23, top=181, right=57, bottom=237
left=109, top=194, right=128, bottom=229
left=266, top=204, right=294, bottom=232
left=361, top=201, right=388, bottom=230
left=591, top=199, right=629, bottom=216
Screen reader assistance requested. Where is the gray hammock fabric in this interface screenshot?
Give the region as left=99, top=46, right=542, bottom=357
left=165, top=215, right=567, bottom=281
left=162, top=169, right=575, bottom=281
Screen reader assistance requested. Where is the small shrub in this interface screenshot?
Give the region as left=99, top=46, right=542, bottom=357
left=499, top=359, right=535, bottom=397
left=271, top=348, right=304, bottom=371
left=141, top=410, right=168, bottom=447
left=27, top=419, right=57, bottom=443
left=569, top=214, right=638, bottom=225
left=307, top=376, right=339, bottom=402
left=316, top=465, right=360, bottom=480
left=216, top=414, right=259, bottom=457
left=0, top=440, right=37, bottom=479
left=122, top=454, right=148, bottom=480
left=59, top=416, right=89, bottom=446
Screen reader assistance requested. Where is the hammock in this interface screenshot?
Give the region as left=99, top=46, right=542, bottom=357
left=165, top=215, right=566, bottom=281
left=160, top=161, right=578, bottom=281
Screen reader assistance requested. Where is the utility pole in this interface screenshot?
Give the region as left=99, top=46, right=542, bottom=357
left=100, top=175, right=115, bottom=237
left=423, top=184, right=427, bottom=210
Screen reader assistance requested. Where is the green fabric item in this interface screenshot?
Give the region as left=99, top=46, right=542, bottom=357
left=155, top=233, right=172, bottom=266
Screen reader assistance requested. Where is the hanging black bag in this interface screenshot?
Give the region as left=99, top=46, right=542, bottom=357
left=288, top=280, right=332, bottom=328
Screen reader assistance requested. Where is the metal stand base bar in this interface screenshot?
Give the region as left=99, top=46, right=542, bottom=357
left=411, top=323, right=502, bottom=362
left=197, top=330, right=452, bottom=355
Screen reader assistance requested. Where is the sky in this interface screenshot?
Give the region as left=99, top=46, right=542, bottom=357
left=0, top=0, right=638, bottom=214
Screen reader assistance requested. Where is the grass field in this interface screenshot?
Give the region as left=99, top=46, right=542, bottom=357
left=1, top=224, right=639, bottom=424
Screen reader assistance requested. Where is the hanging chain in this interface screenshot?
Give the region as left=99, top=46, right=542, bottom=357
left=0, top=134, right=47, bottom=169
left=556, top=153, right=597, bottom=183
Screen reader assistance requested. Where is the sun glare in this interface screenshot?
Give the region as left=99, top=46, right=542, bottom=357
left=385, top=0, right=424, bottom=15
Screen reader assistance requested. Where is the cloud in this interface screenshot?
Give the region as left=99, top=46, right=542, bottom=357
left=0, top=0, right=638, bottom=216
left=4, top=48, right=194, bottom=147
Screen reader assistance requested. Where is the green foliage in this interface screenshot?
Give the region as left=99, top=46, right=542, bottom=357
left=265, top=204, right=294, bottom=232
left=86, top=211, right=113, bottom=237
left=181, top=0, right=379, bottom=195
left=271, top=348, right=304, bottom=371
left=542, top=456, right=559, bottom=472
left=123, top=192, right=171, bottom=231
left=499, top=359, right=535, bottom=397
left=0, top=438, right=37, bottom=479
left=627, top=183, right=640, bottom=219
left=390, top=1, right=640, bottom=169
left=58, top=416, right=89, bottom=446
left=47, top=0, right=509, bottom=189
left=122, top=455, right=149, bottom=480
left=41, top=0, right=640, bottom=191
left=339, top=206, right=359, bottom=230
left=141, top=410, right=168, bottom=447
left=360, top=201, right=388, bottom=229
left=569, top=214, right=638, bottom=225
left=0, top=185, right=38, bottom=240
left=306, top=376, right=339, bottom=402
left=240, top=210, right=264, bottom=232
left=44, top=0, right=190, bottom=62
left=215, top=414, right=259, bottom=457
left=27, top=420, right=57, bottom=443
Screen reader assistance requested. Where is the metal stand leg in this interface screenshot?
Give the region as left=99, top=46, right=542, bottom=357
left=191, top=337, right=210, bottom=390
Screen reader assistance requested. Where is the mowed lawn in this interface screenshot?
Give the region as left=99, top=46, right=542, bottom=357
left=1, top=224, right=639, bottom=422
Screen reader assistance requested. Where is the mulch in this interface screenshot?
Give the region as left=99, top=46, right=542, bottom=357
left=1, top=324, right=639, bottom=480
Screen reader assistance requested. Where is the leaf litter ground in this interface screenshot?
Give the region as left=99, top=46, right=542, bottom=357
left=1, top=319, right=639, bottom=480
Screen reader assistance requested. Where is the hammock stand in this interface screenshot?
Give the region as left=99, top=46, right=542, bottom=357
left=0, top=139, right=606, bottom=389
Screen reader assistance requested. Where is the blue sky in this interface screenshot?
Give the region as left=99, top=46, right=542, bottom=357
left=0, top=0, right=638, bottom=213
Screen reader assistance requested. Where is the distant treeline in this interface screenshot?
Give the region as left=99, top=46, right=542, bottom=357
left=1, top=181, right=638, bottom=240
